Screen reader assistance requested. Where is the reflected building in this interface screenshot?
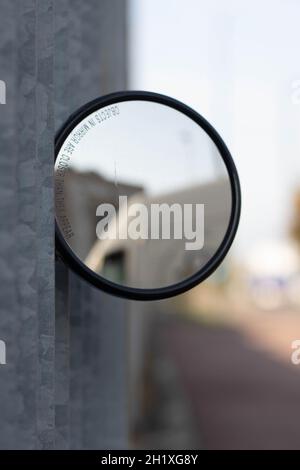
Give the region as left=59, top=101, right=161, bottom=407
left=85, top=178, right=231, bottom=289
left=62, top=169, right=143, bottom=260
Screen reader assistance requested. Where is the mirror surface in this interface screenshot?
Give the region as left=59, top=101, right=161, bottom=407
left=55, top=99, right=232, bottom=289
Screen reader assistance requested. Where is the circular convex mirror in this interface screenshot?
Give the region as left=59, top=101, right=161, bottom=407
left=55, top=91, right=241, bottom=300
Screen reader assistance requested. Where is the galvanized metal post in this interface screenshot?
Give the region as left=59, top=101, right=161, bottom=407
left=0, top=0, right=128, bottom=449
left=0, top=0, right=55, bottom=449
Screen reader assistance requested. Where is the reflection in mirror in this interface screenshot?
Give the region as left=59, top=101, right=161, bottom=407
left=55, top=100, right=232, bottom=289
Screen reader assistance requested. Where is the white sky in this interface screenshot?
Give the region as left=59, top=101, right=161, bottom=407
left=58, top=100, right=227, bottom=195
left=129, top=0, right=300, bottom=259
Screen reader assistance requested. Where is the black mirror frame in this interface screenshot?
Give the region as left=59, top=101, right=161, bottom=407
left=55, top=90, right=241, bottom=301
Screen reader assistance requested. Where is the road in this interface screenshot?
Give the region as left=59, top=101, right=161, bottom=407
left=137, top=311, right=300, bottom=450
